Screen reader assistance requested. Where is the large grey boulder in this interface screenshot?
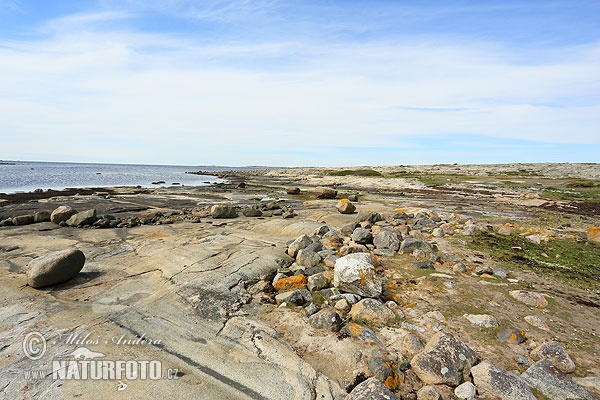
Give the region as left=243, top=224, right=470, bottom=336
left=27, top=249, right=85, bottom=288
left=50, top=205, right=78, bottom=224
left=471, top=360, right=536, bottom=400
left=210, top=205, right=238, bottom=219
left=314, top=187, right=337, bottom=199
left=411, top=332, right=478, bottom=386
left=296, top=249, right=321, bottom=268
left=275, top=289, right=312, bottom=306
left=521, top=359, right=595, bottom=400
left=344, top=377, right=399, bottom=400
left=333, top=253, right=381, bottom=298
left=373, top=228, right=401, bottom=251
left=399, top=238, right=433, bottom=253
left=530, top=341, right=576, bottom=373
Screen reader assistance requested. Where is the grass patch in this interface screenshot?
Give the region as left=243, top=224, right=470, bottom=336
left=468, top=232, right=600, bottom=290
left=325, top=169, right=382, bottom=177
left=386, top=171, right=463, bottom=186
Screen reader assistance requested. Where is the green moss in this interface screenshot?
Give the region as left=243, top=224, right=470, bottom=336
left=325, top=169, right=382, bottom=177
left=468, top=232, right=600, bottom=290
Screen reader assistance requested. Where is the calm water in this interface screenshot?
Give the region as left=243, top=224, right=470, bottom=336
left=0, top=161, right=231, bottom=193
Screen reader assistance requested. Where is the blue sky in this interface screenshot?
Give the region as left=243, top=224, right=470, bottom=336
left=0, top=0, right=599, bottom=166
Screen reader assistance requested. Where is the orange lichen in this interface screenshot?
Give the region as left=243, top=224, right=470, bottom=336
left=587, top=226, right=600, bottom=243
left=274, top=275, right=307, bottom=291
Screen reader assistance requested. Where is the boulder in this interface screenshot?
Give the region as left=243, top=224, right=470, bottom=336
left=349, top=298, right=396, bottom=325
left=11, top=215, right=34, bottom=226
left=336, top=199, right=356, bottom=214
left=314, top=187, right=337, bottom=199
left=410, top=332, right=478, bottom=386
left=334, top=253, right=382, bottom=298
left=275, top=289, right=312, bottom=306
left=242, top=206, right=262, bottom=217
left=351, top=228, right=373, bottom=244
left=522, top=359, right=595, bottom=400
left=307, top=273, right=331, bottom=291
left=50, top=206, right=78, bottom=224
left=296, top=249, right=321, bottom=268
left=210, top=205, right=238, bottom=219
left=287, top=234, right=313, bottom=258
left=530, top=341, right=576, bottom=373
left=309, top=310, right=343, bottom=332
left=357, top=211, right=382, bottom=224
left=373, top=228, right=401, bottom=252
left=286, top=187, right=300, bottom=195
left=399, top=238, right=433, bottom=253
left=471, top=360, right=535, bottom=400
left=344, top=377, right=400, bottom=400
left=33, top=210, right=51, bottom=223
left=464, top=314, right=498, bottom=328
left=417, top=385, right=441, bottom=400
left=454, top=381, right=476, bottom=400
left=273, top=275, right=307, bottom=291
left=498, top=328, right=527, bottom=344
left=27, top=249, right=86, bottom=288
left=510, top=290, right=548, bottom=308
left=339, top=323, right=385, bottom=346
left=66, top=209, right=97, bottom=227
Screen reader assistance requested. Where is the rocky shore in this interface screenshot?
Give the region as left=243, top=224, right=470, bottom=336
left=0, top=163, right=599, bottom=399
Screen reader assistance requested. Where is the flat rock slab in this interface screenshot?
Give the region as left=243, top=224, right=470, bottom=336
left=471, top=360, right=536, bottom=400
left=521, top=359, right=595, bottom=400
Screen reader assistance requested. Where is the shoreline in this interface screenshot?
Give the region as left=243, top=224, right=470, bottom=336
left=0, top=164, right=598, bottom=399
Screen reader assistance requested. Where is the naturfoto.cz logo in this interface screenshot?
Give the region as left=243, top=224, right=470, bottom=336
left=21, top=331, right=181, bottom=383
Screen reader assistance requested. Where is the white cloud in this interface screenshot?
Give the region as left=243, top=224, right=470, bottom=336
left=0, top=8, right=599, bottom=165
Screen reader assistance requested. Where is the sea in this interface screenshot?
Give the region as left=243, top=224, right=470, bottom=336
left=0, top=161, right=241, bottom=194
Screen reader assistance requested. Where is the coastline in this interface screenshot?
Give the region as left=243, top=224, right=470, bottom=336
left=0, top=163, right=598, bottom=399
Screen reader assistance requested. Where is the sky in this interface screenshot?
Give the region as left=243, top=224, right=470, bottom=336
left=0, top=0, right=599, bottom=166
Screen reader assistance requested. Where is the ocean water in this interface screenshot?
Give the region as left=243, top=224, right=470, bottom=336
left=0, top=161, right=231, bottom=194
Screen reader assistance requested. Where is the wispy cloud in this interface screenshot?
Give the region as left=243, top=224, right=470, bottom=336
left=0, top=1, right=599, bottom=165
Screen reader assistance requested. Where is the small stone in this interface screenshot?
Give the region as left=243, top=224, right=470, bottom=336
left=314, top=186, right=337, bottom=199
left=373, top=228, right=401, bottom=251
left=510, top=290, right=548, bottom=308
left=401, top=333, right=424, bottom=355
left=275, top=289, right=312, bottom=306
left=273, top=275, right=307, bottom=291
left=524, top=315, right=550, bottom=331
left=307, top=273, right=331, bottom=291
left=336, top=198, right=356, bottom=214
left=417, top=385, right=440, bottom=400
left=334, top=298, right=352, bottom=313
left=305, top=303, right=318, bottom=316
left=345, top=377, right=399, bottom=400
left=454, top=381, right=476, bottom=400
left=296, top=249, right=321, bottom=268
left=329, top=293, right=361, bottom=305
left=351, top=228, right=373, bottom=244
left=464, top=314, right=498, bottom=328
left=530, top=341, right=576, bottom=374
left=339, top=323, right=384, bottom=346
left=210, top=204, right=238, bottom=219
left=27, top=249, right=86, bottom=288
left=287, top=234, right=313, bottom=257
left=349, top=298, right=396, bottom=325
left=309, top=309, right=343, bottom=332
left=286, top=187, right=300, bottom=195
left=498, top=328, right=527, bottom=344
